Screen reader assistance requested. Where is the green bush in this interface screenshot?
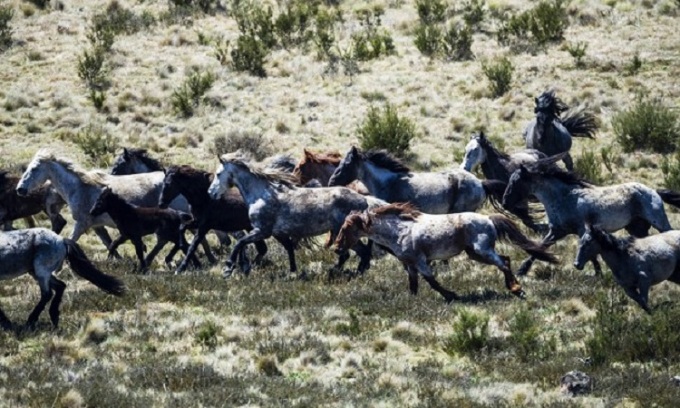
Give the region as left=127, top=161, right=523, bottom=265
left=507, top=306, right=555, bottom=361
left=313, top=8, right=341, bottom=59
left=415, top=0, right=447, bottom=25
left=497, top=0, right=568, bottom=48
left=612, top=96, right=680, bottom=153
left=209, top=130, right=274, bottom=161
left=232, top=3, right=277, bottom=49
left=482, top=57, right=514, bottom=97
left=195, top=320, right=220, bottom=348
left=460, top=0, right=486, bottom=30
left=662, top=151, right=680, bottom=191
left=72, top=125, right=119, bottom=167
left=413, top=23, right=442, bottom=57
left=0, top=4, right=14, bottom=52
left=230, top=33, right=268, bottom=77
left=350, top=8, right=395, bottom=61
left=89, top=89, right=107, bottom=112
left=625, top=53, right=643, bottom=76
left=171, top=70, right=216, bottom=117
left=575, top=149, right=605, bottom=184
left=565, top=41, right=587, bottom=68
left=442, top=24, right=473, bottom=61
left=443, top=309, right=490, bottom=355
left=358, top=103, right=418, bottom=157
left=274, top=0, right=318, bottom=49
left=77, top=47, right=109, bottom=90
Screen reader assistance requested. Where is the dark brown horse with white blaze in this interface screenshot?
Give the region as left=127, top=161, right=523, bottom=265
left=334, top=203, right=558, bottom=301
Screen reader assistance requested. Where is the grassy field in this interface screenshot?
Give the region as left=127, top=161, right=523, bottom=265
left=1, top=0, right=680, bottom=406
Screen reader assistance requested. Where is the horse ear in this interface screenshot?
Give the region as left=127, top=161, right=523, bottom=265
left=123, top=148, right=130, bottom=158
left=479, top=131, right=486, bottom=140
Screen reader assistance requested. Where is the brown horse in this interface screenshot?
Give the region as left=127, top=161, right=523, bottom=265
left=293, top=149, right=369, bottom=194
left=0, top=170, right=66, bottom=232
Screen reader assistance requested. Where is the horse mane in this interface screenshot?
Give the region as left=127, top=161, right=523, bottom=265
left=591, top=225, right=635, bottom=252
left=362, top=150, right=411, bottom=174
left=220, top=153, right=297, bottom=189
left=526, top=155, right=593, bottom=188
left=477, top=133, right=509, bottom=161
left=34, top=150, right=109, bottom=186
left=301, top=149, right=343, bottom=165
left=371, top=202, right=421, bottom=220
left=535, top=90, right=569, bottom=116
left=126, top=148, right=164, bottom=171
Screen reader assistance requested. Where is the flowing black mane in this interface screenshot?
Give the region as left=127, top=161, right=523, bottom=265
left=535, top=90, right=569, bottom=117
left=526, top=155, right=593, bottom=188
left=362, top=150, right=411, bottom=174
left=127, top=148, right=164, bottom=172
left=478, top=133, right=510, bottom=162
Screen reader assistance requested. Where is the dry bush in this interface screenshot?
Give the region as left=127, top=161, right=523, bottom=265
left=210, top=130, right=274, bottom=161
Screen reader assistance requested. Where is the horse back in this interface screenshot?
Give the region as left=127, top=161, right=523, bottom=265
left=0, top=228, right=64, bottom=278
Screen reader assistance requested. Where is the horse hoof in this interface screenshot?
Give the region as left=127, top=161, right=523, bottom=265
left=513, top=289, right=527, bottom=300
left=222, top=267, right=235, bottom=279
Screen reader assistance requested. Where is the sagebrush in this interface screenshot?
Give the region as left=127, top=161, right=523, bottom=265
left=612, top=96, right=680, bottom=154
left=358, top=103, right=417, bottom=157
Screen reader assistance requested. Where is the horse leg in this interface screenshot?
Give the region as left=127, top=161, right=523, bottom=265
left=175, top=228, right=207, bottom=274
left=0, top=305, right=12, bottom=331
left=414, top=259, right=459, bottom=303
left=48, top=276, right=66, bottom=328
left=517, top=228, right=560, bottom=276
left=273, top=235, right=298, bottom=273
left=354, top=240, right=373, bottom=275
left=24, top=216, right=36, bottom=228
left=253, top=240, right=268, bottom=265
left=131, top=237, right=148, bottom=273
left=107, top=235, right=128, bottom=260
left=49, top=213, right=67, bottom=234
left=224, top=228, right=270, bottom=276
left=466, top=248, right=525, bottom=298
left=199, top=237, right=217, bottom=264
left=236, top=243, right=252, bottom=276
left=563, top=154, right=574, bottom=172
left=404, top=264, right=419, bottom=295
left=26, top=279, right=53, bottom=329
left=144, top=237, right=168, bottom=267
left=625, top=218, right=651, bottom=238
left=93, top=226, right=122, bottom=259
left=2, top=221, right=12, bottom=231
left=623, top=285, right=652, bottom=314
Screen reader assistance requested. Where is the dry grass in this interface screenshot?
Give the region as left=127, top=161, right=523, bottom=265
left=1, top=0, right=680, bottom=406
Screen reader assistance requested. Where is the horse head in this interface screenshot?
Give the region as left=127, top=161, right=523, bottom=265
left=574, top=223, right=605, bottom=270
left=90, top=186, right=115, bottom=216
left=159, top=166, right=181, bottom=209
left=16, top=152, right=50, bottom=196
left=329, top=146, right=361, bottom=187
left=334, top=210, right=371, bottom=252
left=460, top=132, right=487, bottom=172
left=111, top=147, right=162, bottom=175
left=534, top=90, right=569, bottom=119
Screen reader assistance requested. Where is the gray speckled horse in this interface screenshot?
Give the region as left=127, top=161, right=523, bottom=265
left=575, top=224, right=680, bottom=313
left=208, top=152, right=387, bottom=276
left=334, top=203, right=558, bottom=301
left=0, top=228, right=125, bottom=330
left=328, top=146, right=506, bottom=214
left=503, top=154, right=680, bottom=276
left=524, top=90, right=599, bottom=171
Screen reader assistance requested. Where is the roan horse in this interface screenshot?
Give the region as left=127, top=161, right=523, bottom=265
left=0, top=170, right=66, bottom=232
left=523, top=90, right=599, bottom=171
left=208, top=152, right=387, bottom=276
left=574, top=224, right=680, bottom=313
left=0, top=228, right=125, bottom=330
left=90, top=187, right=198, bottom=272
left=333, top=203, right=558, bottom=301
left=328, top=146, right=506, bottom=214
left=159, top=165, right=268, bottom=275
left=15, top=151, right=190, bottom=255
left=460, top=132, right=547, bottom=232
left=503, top=154, right=680, bottom=276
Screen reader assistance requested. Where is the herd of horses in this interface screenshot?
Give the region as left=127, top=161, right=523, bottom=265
left=2, top=90, right=680, bottom=330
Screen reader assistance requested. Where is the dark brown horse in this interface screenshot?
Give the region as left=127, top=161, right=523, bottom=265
left=292, top=149, right=369, bottom=193
left=0, top=170, right=66, bottom=232
left=159, top=165, right=268, bottom=275
left=89, top=187, right=198, bottom=272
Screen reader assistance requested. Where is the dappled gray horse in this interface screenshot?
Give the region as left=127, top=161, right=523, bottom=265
left=328, top=146, right=506, bottom=214
left=461, top=132, right=546, bottom=232
left=523, top=90, right=598, bottom=171
left=574, top=224, right=680, bottom=313
left=208, top=152, right=387, bottom=276
left=15, top=151, right=189, bottom=253
left=503, top=154, right=680, bottom=276
left=0, top=228, right=125, bottom=330
left=334, top=203, right=558, bottom=301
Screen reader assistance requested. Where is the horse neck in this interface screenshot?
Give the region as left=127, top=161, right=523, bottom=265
left=530, top=176, right=578, bottom=206
left=102, top=195, right=135, bottom=220
left=594, top=235, right=629, bottom=273
left=360, top=161, right=399, bottom=194
left=231, top=169, right=277, bottom=206
left=480, top=147, right=510, bottom=181
left=178, top=172, right=211, bottom=207
left=44, top=162, right=96, bottom=203
left=365, top=216, right=405, bottom=249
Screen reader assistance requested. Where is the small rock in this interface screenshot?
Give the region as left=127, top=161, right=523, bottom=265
left=560, top=370, right=592, bottom=396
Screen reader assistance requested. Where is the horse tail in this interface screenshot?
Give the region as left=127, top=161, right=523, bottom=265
left=490, top=215, right=558, bottom=264
left=64, top=239, right=126, bottom=296
left=481, top=179, right=507, bottom=213
left=657, top=189, right=680, bottom=209
left=562, top=109, right=598, bottom=139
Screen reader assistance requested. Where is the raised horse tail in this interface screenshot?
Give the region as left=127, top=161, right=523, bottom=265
left=481, top=179, right=508, bottom=213
left=64, top=239, right=126, bottom=296
left=657, top=189, right=680, bottom=209
left=490, top=215, right=558, bottom=264
left=562, top=109, right=598, bottom=139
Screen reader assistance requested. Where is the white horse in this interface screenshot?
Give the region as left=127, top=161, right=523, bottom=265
left=0, top=228, right=125, bottom=330
left=15, top=151, right=189, bottom=252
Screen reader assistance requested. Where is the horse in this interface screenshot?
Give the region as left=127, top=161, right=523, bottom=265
left=110, top=147, right=165, bottom=175
left=90, top=187, right=199, bottom=272
left=292, top=148, right=369, bottom=193
left=503, top=154, right=680, bottom=276
left=208, top=152, right=388, bottom=276
left=333, top=203, right=558, bottom=301
left=0, top=228, right=125, bottom=330
left=159, top=165, right=268, bottom=275
left=574, top=224, right=680, bottom=313
left=0, top=170, right=67, bottom=233
left=328, top=146, right=507, bottom=214
left=15, top=151, right=190, bottom=255
left=460, top=132, right=547, bottom=232
left=523, top=90, right=599, bottom=171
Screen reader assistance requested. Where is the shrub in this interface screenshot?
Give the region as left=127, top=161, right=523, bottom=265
left=358, top=103, right=417, bottom=157
left=210, top=130, right=274, bottom=161
left=413, top=23, right=442, bottom=57
left=625, top=53, right=643, bottom=76
left=89, top=89, right=107, bottom=112
left=415, top=0, right=447, bottom=25
left=443, top=309, right=490, bottom=355
left=0, top=4, right=14, bottom=52
left=575, top=149, right=605, bottom=184
left=612, top=95, right=680, bottom=153
left=460, top=0, right=486, bottom=30
left=350, top=8, right=395, bottom=61
left=230, top=33, right=268, bottom=77
left=497, top=0, right=568, bottom=48
left=72, top=125, right=119, bottom=167
left=213, top=38, right=229, bottom=65
left=274, top=0, right=318, bottom=50
left=442, top=24, right=473, bottom=61
left=77, top=47, right=109, bottom=90
left=662, top=151, right=680, bottom=191
left=565, top=41, right=587, bottom=68
left=232, top=3, right=277, bottom=49
left=313, top=8, right=341, bottom=59
left=482, top=57, right=513, bottom=97
left=507, top=306, right=554, bottom=361
left=195, top=320, right=220, bottom=348
left=171, top=70, right=216, bottom=117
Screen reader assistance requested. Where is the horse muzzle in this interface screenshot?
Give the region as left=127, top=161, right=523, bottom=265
left=16, top=187, right=28, bottom=196
left=573, top=261, right=585, bottom=271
